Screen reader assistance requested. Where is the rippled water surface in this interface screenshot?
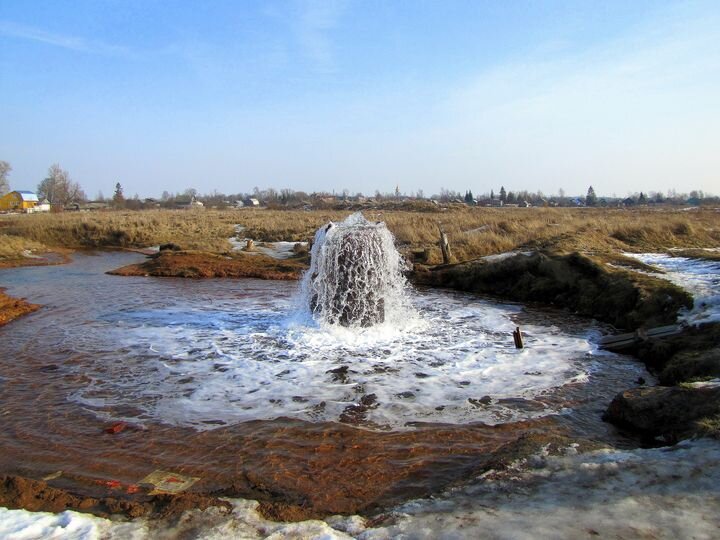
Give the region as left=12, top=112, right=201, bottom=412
left=0, top=252, right=647, bottom=432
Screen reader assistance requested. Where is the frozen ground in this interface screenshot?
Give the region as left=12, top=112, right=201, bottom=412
left=2, top=438, right=718, bottom=539
left=624, top=253, right=720, bottom=324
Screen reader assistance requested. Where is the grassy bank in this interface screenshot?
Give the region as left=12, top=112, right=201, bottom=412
left=0, top=210, right=237, bottom=256
left=413, top=251, right=693, bottom=330
left=231, top=207, right=720, bottom=263
left=2, top=206, right=719, bottom=264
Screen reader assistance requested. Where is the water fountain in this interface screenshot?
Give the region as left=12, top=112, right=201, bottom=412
left=301, top=212, right=410, bottom=327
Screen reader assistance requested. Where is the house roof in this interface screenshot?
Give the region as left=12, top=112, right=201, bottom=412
left=14, top=191, right=39, bottom=202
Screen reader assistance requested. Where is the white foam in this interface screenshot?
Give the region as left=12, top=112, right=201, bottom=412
left=69, top=286, right=604, bottom=430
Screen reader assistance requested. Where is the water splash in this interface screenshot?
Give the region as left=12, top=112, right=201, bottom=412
left=300, top=212, right=411, bottom=327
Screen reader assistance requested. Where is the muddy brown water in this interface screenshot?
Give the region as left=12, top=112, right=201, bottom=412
left=0, top=252, right=648, bottom=519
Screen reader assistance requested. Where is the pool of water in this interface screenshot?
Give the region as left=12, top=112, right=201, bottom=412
left=0, top=252, right=645, bottom=432
left=0, top=251, right=652, bottom=518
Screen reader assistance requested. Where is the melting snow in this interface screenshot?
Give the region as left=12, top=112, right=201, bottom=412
left=624, top=253, right=720, bottom=324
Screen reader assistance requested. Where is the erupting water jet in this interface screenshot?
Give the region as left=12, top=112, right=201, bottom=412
left=301, top=212, right=410, bottom=327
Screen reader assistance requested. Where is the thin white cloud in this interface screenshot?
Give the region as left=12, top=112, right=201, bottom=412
left=294, top=0, right=346, bottom=72
left=0, top=20, right=129, bottom=56
left=397, top=2, right=720, bottom=195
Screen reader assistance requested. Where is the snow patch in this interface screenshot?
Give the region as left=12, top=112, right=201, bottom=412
left=624, top=253, right=720, bottom=324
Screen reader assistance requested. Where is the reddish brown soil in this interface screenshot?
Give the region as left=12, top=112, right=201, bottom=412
left=0, top=288, right=40, bottom=326
left=108, top=250, right=307, bottom=280
left=0, top=475, right=231, bottom=520
left=0, top=397, right=582, bottom=522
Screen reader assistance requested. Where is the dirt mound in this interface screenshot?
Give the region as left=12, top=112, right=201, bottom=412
left=412, top=251, right=691, bottom=330
left=0, top=288, right=40, bottom=326
left=108, top=250, right=308, bottom=280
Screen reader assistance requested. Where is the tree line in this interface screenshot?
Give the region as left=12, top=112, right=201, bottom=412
left=0, top=162, right=86, bottom=205
left=0, top=160, right=716, bottom=208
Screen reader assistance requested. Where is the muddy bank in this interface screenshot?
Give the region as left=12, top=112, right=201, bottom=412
left=602, top=322, right=720, bottom=441
left=603, top=382, right=720, bottom=441
left=412, top=251, right=692, bottom=330
left=0, top=288, right=40, bottom=326
left=622, top=322, right=720, bottom=384
left=0, top=475, right=231, bottom=520
left=108, top=250, right=308, bottom=280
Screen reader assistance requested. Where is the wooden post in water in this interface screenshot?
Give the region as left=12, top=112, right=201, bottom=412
left=438, top=227, right=452, bottom=265
left=513, top=326, right=524, bottom=349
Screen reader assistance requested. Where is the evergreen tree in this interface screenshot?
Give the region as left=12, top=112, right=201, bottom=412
left=499, top=186, right=507, bottom=203
left=586, top=185, right=598, bottom=206
left=638, top=192, right=647, bottom=204
left=113, top=182, right=125, bottom=208
left=490, top=189, right=494, bottom=200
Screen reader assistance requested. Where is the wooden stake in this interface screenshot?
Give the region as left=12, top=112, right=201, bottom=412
left=513, top=326, right=524, bottom=349
left=438, top=227, right=452, bottom=265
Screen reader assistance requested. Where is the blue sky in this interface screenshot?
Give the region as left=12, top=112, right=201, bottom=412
left=1, top=0, right=718, bottom=198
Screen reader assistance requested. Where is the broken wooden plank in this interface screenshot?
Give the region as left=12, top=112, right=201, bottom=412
left=599, top=324, right=683, bottom=351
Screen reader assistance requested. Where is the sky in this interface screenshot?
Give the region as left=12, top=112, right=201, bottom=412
left=1, top=0, right=718, bottom=199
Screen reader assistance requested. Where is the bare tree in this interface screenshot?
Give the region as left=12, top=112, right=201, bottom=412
left=0, top=161, right=11, bottom=195
left=37, top=164, right=86, bottom=205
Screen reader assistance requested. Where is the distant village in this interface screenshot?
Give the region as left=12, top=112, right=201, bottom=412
left=0, top=161, right=716, bottom=214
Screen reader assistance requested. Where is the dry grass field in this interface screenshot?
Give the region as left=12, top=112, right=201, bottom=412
left=1, top=206, right=719, bottom=265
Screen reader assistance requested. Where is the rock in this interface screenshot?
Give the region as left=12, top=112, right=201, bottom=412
left=660, top=348, right=720, bottom=386
left=603, top=384, right=720, bottom=438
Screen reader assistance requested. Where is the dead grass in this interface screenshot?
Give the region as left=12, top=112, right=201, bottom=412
left=1, top=210, right=237, bottom=253
left=1, top=207, right=718, bottom=263
left=0, top=234, right=49, bottom=260
left=0, top=287, right=40, bottom=326
left=696, top=415, right=720, bottom=439
left=242, top=207, right=720, bottom=263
